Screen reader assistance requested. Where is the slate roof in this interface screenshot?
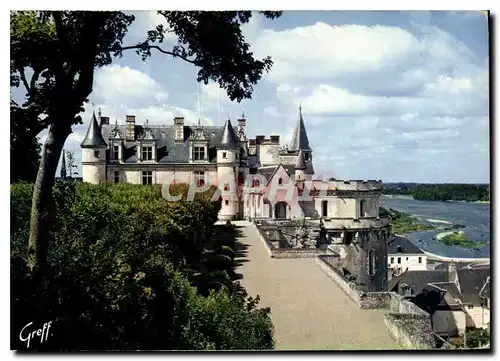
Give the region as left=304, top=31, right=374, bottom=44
left=295, top=150, right=307, bottom=170
left=387, top=235, right=424, bottom=255
left=429, top=282, right=463, bottom=303
left=81, top=112, right=108, bottom=148
left=100, top=123, right=239, bottom=164
left=289, top=106, right=311, bottom=151
left=389, top=270, right=448, bottom=295
left=390, top=267, right=490, bottom=306
left=457, top=268, right=490, bottom=305
left=219, top=118, right=238, bottom=149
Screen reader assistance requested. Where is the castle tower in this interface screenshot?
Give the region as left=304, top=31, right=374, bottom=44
left=217, top=117, right=238, bottom=220
left=289, top=105, right=314, bottom=176
left=294, top=150, right=307, bottom=181
left=81, top=111, right=108, bottom=184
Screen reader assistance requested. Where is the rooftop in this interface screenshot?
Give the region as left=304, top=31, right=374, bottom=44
left=388, top=236, right=424, bottom=255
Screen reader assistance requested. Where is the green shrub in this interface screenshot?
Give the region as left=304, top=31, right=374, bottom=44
left=11, top=181, right=274, bottom=350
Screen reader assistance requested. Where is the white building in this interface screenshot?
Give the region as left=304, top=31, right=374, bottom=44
left=387, top=236, right=427, bottom=278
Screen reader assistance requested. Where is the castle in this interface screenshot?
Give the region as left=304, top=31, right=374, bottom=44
left=81, top=107, right=390, bottom=291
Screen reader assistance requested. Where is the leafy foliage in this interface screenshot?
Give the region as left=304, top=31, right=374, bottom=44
left=439, top=232, right=487, bottom=249
left=382, top=207, right=435, bottom=235
left=10, top=103, right=42, bottom=183
left=466, top=328, right=490, bottom=348
left=382, top=183, right=490, bottom=202
left=11, top=182, right=274, bottom=350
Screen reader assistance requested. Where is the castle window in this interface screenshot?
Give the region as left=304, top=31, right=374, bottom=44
left=142, top=146, right=153, bottom=161
left=114, top=171, right=120, bottom=184
left=321, top=200, right=328, bottom=217
left=238, top=172, right=244, bottom=185
left=194, top=171, right=205, bottom=186
left=94, top=150, right=100, bottom=158
left=397, top=257, right=401, bottom=264
left=343, top=232, right=354, bottom=245
left=368, top=249, right=376, bottom=276
left=194, top=146, right=205, bottom=161
left=225, top=200, right=229, bottom=206
left=359, top=199, right=366, bottom=218
left=142, top=171, right=152, bottom=185
left=224, top=184, right=229, bottom=191
left=418, top=257, right=422, bottom=264
left=390, top=257, right=394, bottom=264
left=222, top=152, right=227, bottom=159
left=113, top=145, right=119, bottom=160
left=252, top=179, right=260, bottom=187
left=278, top=178, right=283, bottom=185
left=240, top=148, right=245, bottom=159
left=304, top=153, right=309, bottom=161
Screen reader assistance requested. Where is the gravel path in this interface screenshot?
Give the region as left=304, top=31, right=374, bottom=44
left=232, top=221, right=400, bottom=350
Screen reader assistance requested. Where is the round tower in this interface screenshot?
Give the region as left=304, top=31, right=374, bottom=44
left=294, top=150, right=308, bottom=181
left=217, top=118, right=238, bottom=220
left=81, top=111, right=108, bottom=184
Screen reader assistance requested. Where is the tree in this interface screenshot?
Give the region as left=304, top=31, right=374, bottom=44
left=65, top=150, right=79, bottom=178
left=10, top=101, right=42, bottom=183
left=10, top=10, right=282, bottom=275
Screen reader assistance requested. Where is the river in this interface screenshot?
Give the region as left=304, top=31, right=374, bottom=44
left=381, top=196, right=491, bottom=258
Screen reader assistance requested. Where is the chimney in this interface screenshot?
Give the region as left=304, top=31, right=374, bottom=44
left=270, top=135, right=280, bottom=144
left=174, top=117, right=185, bottom=142
left=100, top=116, right=110, bottom=126
left=237, top=115, right=246, bottom=138
left=126, top=115, right=135, bottom=140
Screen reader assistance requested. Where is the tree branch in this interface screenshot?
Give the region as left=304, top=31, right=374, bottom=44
left=30, top=68, right=41, bottom=93
left=18, top=68, right=31, bottom=94
left=119, top=45, right=197, bottom=65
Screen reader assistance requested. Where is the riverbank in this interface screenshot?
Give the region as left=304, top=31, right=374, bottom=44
left=381, top=197, right=490, bottom=259
left=423, top=250, right=490, bottom=263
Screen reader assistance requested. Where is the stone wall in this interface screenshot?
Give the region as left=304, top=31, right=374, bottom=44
left=316, top=256, right=436, bottom=350
left=252, top=221, right=329, bottom=258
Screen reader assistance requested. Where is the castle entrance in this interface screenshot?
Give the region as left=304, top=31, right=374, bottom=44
left=274, top=202, right=287, bottom=219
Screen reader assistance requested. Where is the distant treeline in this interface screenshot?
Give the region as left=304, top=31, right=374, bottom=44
left=383, top=183, right=490, bottom=202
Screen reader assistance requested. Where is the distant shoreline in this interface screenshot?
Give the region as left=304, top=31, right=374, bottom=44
left=383, top=194, right=489, bottom=204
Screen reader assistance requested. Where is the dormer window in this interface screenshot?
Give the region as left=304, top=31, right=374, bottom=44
left=278, top=178, right=283, bottom=185
left=304, top=153, right=309, bottom=161
left=142, top=146, right=153, bottom=160
left=194, top=146, right=205, bottom=161
left=113, top=145, right=119, bottom=160
left=223, top=152, right=227, bottom=159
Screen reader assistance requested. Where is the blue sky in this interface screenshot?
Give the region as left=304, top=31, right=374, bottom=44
left=32, top=10, right=489, bottom=183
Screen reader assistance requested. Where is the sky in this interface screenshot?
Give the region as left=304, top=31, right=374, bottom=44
left=25, top=10, right=490, bottom=183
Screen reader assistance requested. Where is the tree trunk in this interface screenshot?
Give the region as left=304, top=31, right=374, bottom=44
left=28, top=120, right=72, bottom=273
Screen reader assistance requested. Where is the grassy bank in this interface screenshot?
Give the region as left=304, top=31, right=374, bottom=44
left=439, top=232, right=487, bottom=249
left=382, top=207, right=435, bottom=235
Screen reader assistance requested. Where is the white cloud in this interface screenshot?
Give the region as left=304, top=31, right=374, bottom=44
left=253, top=22, right=421, bottom=83
left=94, top=64, right=169, bottom=107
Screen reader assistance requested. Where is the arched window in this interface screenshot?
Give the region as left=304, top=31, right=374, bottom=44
left=278, top=178, right=283, bottom=185
left=368, top=249, right=376, bottom=276
left=252, top=178, right=260, bottom=187
left=359, top=199, right=366, bottom=218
